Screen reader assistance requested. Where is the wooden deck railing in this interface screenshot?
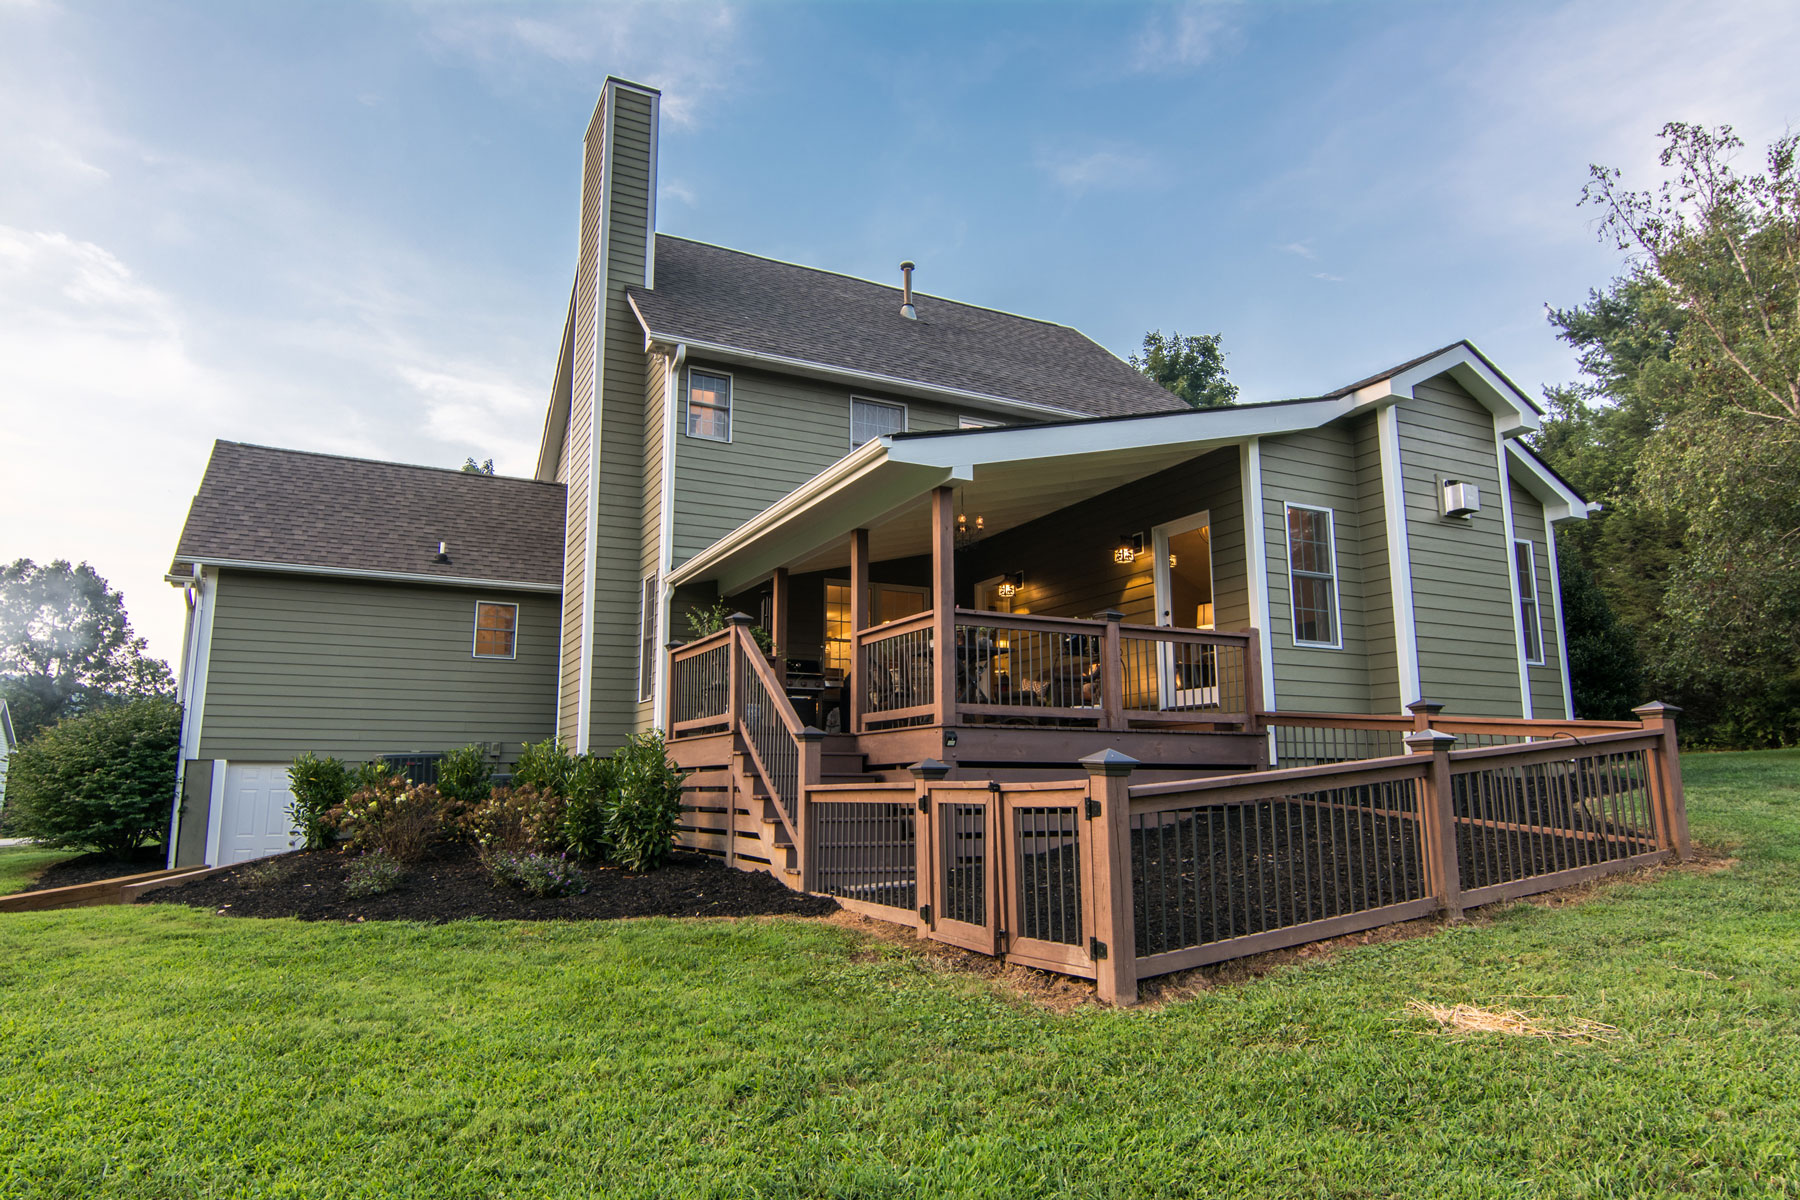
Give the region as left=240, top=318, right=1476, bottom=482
left=1265, top=704, right=1644, bottom=766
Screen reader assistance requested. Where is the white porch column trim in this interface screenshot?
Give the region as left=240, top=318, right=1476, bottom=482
left=652, top=344, right=683, bottom=730
left=1495, top=428, right=1533, bottom=718
left=1240, top=438, right=1276, bottom=710
left=1377, top=405, right=1422, bottom=708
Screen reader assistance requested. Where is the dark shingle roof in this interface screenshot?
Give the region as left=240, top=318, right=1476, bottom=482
left=627, top=236, right=1187, bottom=419
left=172, top=442, right=566, bottom=588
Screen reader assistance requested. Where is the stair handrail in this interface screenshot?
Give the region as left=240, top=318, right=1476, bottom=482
left=727, top=617, right=818, bottom=856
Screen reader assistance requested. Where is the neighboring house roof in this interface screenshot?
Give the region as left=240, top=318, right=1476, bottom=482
left=171, top=442, right=567, bottom=590
left=626, top=236, right=1187, bottom=420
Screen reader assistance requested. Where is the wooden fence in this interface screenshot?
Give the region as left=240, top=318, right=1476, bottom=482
left=820, top=703, right=1687, bottom=1005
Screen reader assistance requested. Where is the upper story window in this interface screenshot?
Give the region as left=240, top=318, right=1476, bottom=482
left=637, top=575, right=659, bottom=702
left=686, top=369, right=732, bottom=442
left=1284, top=503, right=1341, bottom=649
left=851, top=397, right=906, bottom=448
left=1514, top=540, right=1545, bottom=665
left=473, top=601, right=518, bottom=660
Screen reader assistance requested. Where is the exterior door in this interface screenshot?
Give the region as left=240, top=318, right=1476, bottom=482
left=218, top=762, right=298, bottom=865
left=1152, top=512, right=1215, bottom=709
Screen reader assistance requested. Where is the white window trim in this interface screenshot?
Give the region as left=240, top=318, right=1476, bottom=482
left=850, top=395, right=908, bottom=448
left=1514, top=539, right=1546, bottom=666
left=636, top=574, right=658, bottom=703
left=472, top=601, right=519, bottom=661
left=685, top=366, right=733, bottom=443
left=1282, top=501, right=1344, bottom=651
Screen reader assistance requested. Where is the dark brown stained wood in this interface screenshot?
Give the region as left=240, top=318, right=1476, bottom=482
left=931, top=488, right=957, bottom=728
left=771, top=567, right=790, bottom=683
left=1133, top=898, right=1441, bottom=974
left=849, top=528, right=871, bottom=732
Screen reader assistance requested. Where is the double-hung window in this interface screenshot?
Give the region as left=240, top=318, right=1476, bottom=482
left=1285, top=504, right=1341, bottom=648
left=637, top=575, right=659, bottom=702
left=473, top=602, right=518, bottom=659
left=851, top=397, right=905, bottom=447
left=1514, top=540, right=1544, bottom=665
left=686, top=369, right=731, bottom=441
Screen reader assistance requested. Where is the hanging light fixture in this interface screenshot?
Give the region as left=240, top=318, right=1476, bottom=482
left=995, top=572, right=1022, bottom=599
left=955, top=510, right=985, bottom=549
left=1114, top=533, right=1144, bottom=565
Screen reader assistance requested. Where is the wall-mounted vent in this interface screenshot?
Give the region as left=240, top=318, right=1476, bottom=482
left=1440, top=480, right=1480, bottom=519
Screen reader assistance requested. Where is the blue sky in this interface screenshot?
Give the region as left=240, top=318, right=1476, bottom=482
left=4, top=0, right=1797, bottom=665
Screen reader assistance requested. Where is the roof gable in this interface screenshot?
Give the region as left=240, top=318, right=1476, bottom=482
left=173, top=442, right=567, bottom=588
left=626, top=236, right=1186, bottom=420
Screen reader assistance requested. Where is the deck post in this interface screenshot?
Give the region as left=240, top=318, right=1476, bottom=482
left=1243, top=630, right=1265, bottom=734
left=909, top=759, right=952, bottom=937
left=1407, top=699, right=1445, bottom=734
left=662, top=639, right=684, bottom=733
left=796, top=726, right=825, bottom=890
left=1405, top=729, right=1461, bottom=920
left=726, top=615, right=753, bottom=732
left=1082, top=749, right=1139, bottom=1006
left=931, top=487, right=957, bottom=729
left=848, top=529, right=870, bottom=734
left=771, top=568, right=790, bottom=685
left=1097, top=611, right=1125, bottom=731
left=1633, top=701, right=1689, bottom=861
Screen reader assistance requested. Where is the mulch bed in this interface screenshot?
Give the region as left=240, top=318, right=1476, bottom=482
left=141, top=848, right=839, bottom=923
left=23, top=847, right=168, bottom=892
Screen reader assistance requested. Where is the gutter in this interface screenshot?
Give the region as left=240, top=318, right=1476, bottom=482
left=179, top=558, right=562, bottom=593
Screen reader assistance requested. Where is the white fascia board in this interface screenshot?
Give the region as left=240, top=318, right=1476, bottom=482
left=887, top=398, right=1356, bottom=470
left=1504, top=441, right=1592, bottom=522
left=185, top=559, right=561, bottom=594
left=627, top=314, right=1090, bottom=423
left=1354, top=344, right=1541, bottom=437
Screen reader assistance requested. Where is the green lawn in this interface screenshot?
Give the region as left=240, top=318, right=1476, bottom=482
left=2, top=752, right=1797, bottom=1199
left=0, top=844, right=72, bottom=896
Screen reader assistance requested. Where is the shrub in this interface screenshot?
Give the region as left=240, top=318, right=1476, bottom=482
left=464, top=785, right=566, bottom=856
left=344, top=850, right=405, bottom=899
left=236, top=857, right=289, bottom=890
left=436, top=744, right=493, bottom=805
left=605, top=730, right=687, bottom=873
left=8, top=699, right=180, bottom=857
left=288, top=752, right=355, bottom=851
left=514, top=737, right=575, bottom=795
left=561, top=754, right=616, bottom=862
left=329, top=779, right=444, bottom=863
left=486, top=850, right=587, bottom=898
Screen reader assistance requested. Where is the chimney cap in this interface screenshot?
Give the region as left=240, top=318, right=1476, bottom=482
left=900, top=260, right=915, bottom=271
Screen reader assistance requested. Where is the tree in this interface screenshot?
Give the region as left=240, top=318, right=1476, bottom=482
left=1556, top=548, right=1643, bottom=720
left=0, top=560, right=174, bottom=742
left=462, top=457, right=495, bottom=475
left=8, top=699, right=182, bottom=856
left=1542, top=123, right=1800, bottom=745
left=1131, top=330, right=1239, bottom=409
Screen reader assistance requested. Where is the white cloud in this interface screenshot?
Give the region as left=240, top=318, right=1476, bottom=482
left=421, top=3, right=744, bottom=127
left=1130, top=1, right=1240, bottom=74
left=1312, top=272, right=1345, bottom=283
left=1279, top=241, right=1315, bottom=259
left=1037, top=146, right=1159, bottom=192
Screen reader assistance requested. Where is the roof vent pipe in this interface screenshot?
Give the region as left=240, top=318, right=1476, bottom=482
left=899, top=261, right=916, bottom=320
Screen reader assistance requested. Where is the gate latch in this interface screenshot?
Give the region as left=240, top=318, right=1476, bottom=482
left=1090, top=937, right=1108, bottom=960
left=918, top=904, right=932, bottom=924
left=918, top=795, right=931, bottom=814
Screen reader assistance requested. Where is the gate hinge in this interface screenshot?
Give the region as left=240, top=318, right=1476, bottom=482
left=1090, top=937, right=1108, bottom=960
left=918, top=904, right=932, bottom=924
left=1085, top=798, right=1103, bottom=819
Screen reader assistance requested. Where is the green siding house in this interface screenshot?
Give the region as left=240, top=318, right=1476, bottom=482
left=166, top=76, right=1591, bottom=867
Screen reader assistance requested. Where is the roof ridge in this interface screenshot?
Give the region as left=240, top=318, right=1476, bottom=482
left=649, top=234, right=1080, bottom=334
left=213, top=441, right=560, bottom=487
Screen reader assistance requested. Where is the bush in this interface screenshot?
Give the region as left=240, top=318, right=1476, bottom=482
left=485, top=850, right=587, bottom=898
left=437, top=744, right=493, bottom=805
left=561, top=754, right=616, bottom=862
left=605, top=731, right=686, bottom=873
left=344, top=850, right=405, bottom=899
left=288, top=752, right=355, bottom=851
left=329, top=779, right=445, bottom=863
left=514, top=737, right=575, bottom=795
left=463, top=785, right=566, bottom=856
left=8, top=699, right=180, bottom=857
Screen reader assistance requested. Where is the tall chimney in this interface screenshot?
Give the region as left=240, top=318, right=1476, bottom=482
left=899, top=261, right=916, bottom=320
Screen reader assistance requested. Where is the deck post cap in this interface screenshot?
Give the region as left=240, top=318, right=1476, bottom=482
left=1080, top=748, right=1139, bottom=776
left=725, top=612, right=757, bottom=626
left=1402, top=729, right=1457, bottom=752
left=1405, top=699, right=1445, bottom=715
left=797, top=726, right=827, bottom=742
left=1631, top=700, right=1683, bottom=718
left=909, top=758, right=952, bottom=780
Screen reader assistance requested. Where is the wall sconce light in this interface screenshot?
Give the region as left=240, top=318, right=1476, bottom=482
left=1168, top=553, right=1178, bottom=568
left=1114, top=533, right=1144, bottom=565
left=995, top=572, right=1022, bottom=599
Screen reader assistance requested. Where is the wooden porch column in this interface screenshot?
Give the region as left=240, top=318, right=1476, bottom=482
left=1098, top=610, right=1125, bottom=731
left=931, top=487, right=957, bottom=728
left=1082, top=749, right=1140, bottom=1006
left=1405, top=729, right=1461, bottom=920
left=1633, top=701, right=1690, bottom=861
left=848, top=528, right=870, bottom=734
left=770, top=567, right=790, bottom=684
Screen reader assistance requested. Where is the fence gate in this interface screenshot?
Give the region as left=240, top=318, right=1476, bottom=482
left=923, top=786, right=1000, bottom=954
left=998, top=784, right=1097, bottom=977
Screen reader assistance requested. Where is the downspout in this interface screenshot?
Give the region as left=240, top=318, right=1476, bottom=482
left=653, top=343, right=685, bottom=730
left=165, top=564, right=203, bottom=868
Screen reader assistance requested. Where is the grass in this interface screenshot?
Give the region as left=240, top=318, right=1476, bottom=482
left=2, top=751, right=1797, bottom=1199
left=0, top=844, right=74, bottom=896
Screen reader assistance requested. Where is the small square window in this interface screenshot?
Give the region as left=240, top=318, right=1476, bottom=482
left=473, top=602, right=517, bottom=659
left=686, top=369, right=731, bottom=441
left=851, top=397, right=906, bottom=447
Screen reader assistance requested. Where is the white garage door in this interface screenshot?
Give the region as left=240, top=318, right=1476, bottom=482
left=218, top=762, right=299, bottom=866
